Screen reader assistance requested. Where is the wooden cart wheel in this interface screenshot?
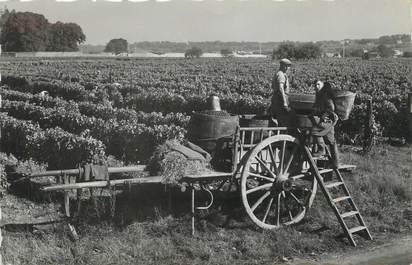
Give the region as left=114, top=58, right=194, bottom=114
left=241, top=134, right=317, bottom=229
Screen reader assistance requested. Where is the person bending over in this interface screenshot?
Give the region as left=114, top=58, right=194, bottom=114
left=312, top=80, right=340, bottom=167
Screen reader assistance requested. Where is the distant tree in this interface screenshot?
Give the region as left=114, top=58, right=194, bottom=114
left=378, top=34, right=410, bottom=45
left=272, top=42, right=296, bottom=60
left=355, top=38, right=375, bottom=45
left=376, top=44, right=394, bottom=58
left=295, top=42, right=322, bottom=59
left=0, top=8, right=14, bottom=35
left=0, top=12, right=50, bottom=51
left=104, top=38, right=128, bottom=55
left=0, top=11, right=85, bottom=52
left=347, top=48, right=364, bottom=58
left=220, top=48, right=233, bottom=57
left=273, top=42, right=321, bottom=60
left=47, top=22, right=85, bottom=51
left=403, top=51, right=412, bottom=58
left=185, top=47, right=203, bottom=58
left=400, top=34, right=411, bottom=43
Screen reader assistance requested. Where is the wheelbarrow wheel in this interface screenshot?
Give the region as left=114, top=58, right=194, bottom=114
left=240, top=134, right=317, bottom=230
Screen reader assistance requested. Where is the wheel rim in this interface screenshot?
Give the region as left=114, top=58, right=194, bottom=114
left=241, top=134, right=317, bottom=229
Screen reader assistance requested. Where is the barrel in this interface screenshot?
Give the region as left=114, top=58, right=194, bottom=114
left=289, top=93, right=315, bottom=114
left=186, top=112, right=239, bottom=155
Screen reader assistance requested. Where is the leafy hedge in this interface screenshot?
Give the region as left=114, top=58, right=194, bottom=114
left=2, top=100, right=186, bottom=162
left=0, top=87, right=190, bottom=127
left=1, top=75, right=88, bottom=101
left=0, top=112, right=106, bottom=169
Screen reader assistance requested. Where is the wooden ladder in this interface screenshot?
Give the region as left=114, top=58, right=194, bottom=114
left=303, top=146, right=373, bottom=247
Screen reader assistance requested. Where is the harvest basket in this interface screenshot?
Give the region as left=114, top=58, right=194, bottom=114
left=333, top=91, right=356, bottom=121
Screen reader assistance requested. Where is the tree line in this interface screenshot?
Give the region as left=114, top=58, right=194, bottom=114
left=0, top=9, right=85, bottom=52
left=1, top=9, right=408, bottom=58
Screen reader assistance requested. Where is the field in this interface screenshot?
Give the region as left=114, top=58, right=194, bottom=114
left=0, top=57, right=411, bottom=264
left=0, top=57, right=411, bottom=167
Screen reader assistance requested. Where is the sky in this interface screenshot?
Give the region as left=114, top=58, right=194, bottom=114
left=0, top=0, right=411, bottom=45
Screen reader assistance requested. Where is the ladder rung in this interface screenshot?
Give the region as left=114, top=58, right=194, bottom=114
left=338, top=164, right=356, bottom=171
left=325, top=181, right=344, bottom=189
left=341, top=211, right=358, bottom=218
left=348, top=226, right=367, bottom=234
left=318, top=169, right=333, bottom=175
left=333, top=196, right=351, bottom=203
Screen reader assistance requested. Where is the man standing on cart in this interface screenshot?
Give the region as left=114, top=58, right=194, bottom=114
left=270, top=58, right=296, bottom=127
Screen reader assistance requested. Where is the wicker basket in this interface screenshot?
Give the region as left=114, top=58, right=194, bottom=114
left=333, top=91, right=356, bottom=121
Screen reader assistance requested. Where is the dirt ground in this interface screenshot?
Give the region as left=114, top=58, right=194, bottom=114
left=1, top=186, right=411, bottom=265
left=0, top=144, right=410, bottom=265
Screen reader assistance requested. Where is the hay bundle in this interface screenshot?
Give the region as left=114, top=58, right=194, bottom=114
left=147, top=140, right=211, bottom=185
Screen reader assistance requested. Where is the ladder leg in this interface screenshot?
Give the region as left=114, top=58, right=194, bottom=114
left=304, top=146, right=371, bottom=246
left=325, top=148, right=373, bottom=241
left=191, top=187, right=195, bottom=236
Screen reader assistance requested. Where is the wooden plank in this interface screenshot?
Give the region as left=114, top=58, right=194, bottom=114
left=341, top=211, right=359, bottom=218
left=241, top=144, right=256, bottom=148
left=333, top=196, right=351, bottom=203
left=325, top=181, right=344, bottom=189
left=338, top=164, right=357, bottom=171
left=184, top=172, right=232, bottom=179
left=240, top=127, right=288, bottom=131
left=30, top=165, right=147, bottom=178
left=348, top=226, right=366, bottom=234
left=63, top=175, right=70, bottom=217
left=42, top=176, right=163, bottom=191
left=183, top=172, right=233, bottom=183
left=0, top=217, right=63, bottom=227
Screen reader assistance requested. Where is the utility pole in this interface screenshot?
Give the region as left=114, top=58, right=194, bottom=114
left=341, top=39, right=350, bottom=58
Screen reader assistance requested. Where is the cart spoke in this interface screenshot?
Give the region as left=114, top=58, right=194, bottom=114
left=241, top=135, right=316, bottom=229
left=251, top=191, right=271, bottom=212
left=256, top=156, right=277, bottom=179
left=267, top=144, right=279, bottom=176
left=249, top=172, right=275, bottom=182
left=291, top=173, right=307, bottom=180
left=289, top=191, right=304, bottom=206
left=284, top=144, right=299, bottom=174
left=256, top=151, right=266, bottom=173
left=280, top=141, right=286, bottom=174
left=262, top=197, right=274, bottom=223
left=276, top=193, right=281, bottom=226
left=246, top=183, right=272, bottom=195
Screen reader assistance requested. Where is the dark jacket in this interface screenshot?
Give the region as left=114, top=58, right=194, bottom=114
left=313, top=83, right=336, bottom=115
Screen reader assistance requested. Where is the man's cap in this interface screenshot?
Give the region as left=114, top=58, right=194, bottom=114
left=280, top=58, right=292, bottom=65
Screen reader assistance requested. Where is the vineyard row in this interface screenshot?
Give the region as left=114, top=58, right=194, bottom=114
left=1, top=81, right=408, bottom=139
left=1, top=99, right=186, bottom=163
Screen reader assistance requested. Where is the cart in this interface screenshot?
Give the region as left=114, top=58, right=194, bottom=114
left=182, top=121, right=372, bottom=246
left=30, top=113, right=372, bottom=246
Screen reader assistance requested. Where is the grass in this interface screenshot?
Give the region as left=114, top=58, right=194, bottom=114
left=1, top=144, right=411, bottom=265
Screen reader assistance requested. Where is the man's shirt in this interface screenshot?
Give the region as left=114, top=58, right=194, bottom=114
left=272, top=70, right=290, bottom=106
